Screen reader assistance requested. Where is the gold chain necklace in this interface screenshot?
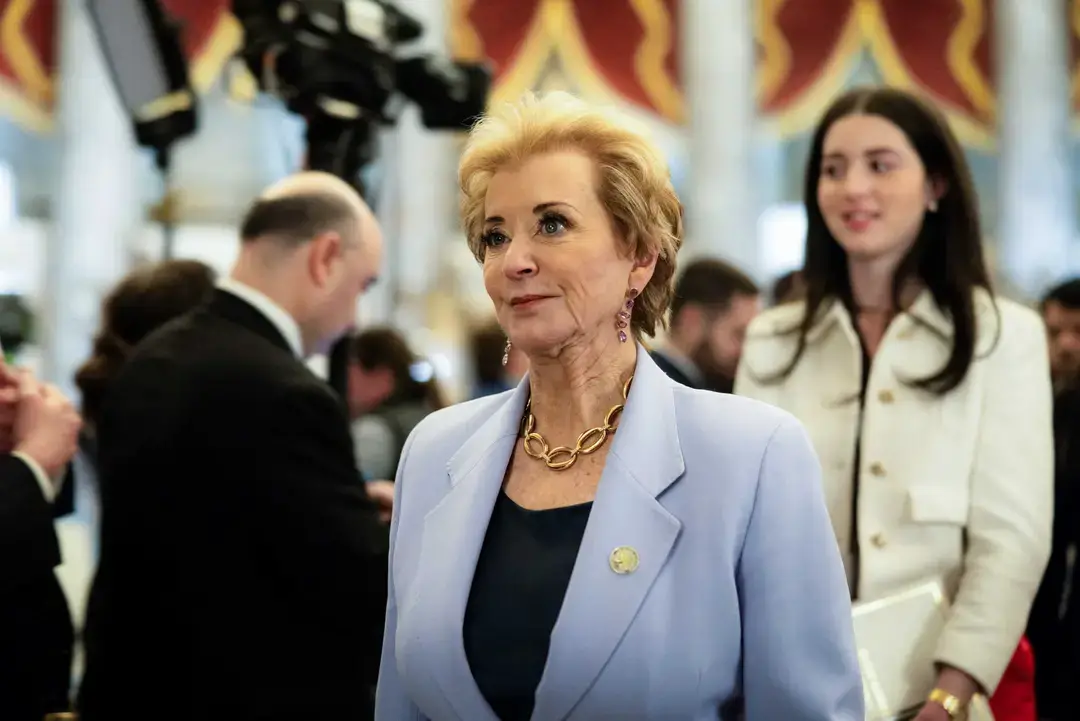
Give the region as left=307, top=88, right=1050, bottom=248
left=520, top=376, right=633, bottom=471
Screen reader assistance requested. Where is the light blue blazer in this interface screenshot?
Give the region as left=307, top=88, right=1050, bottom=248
left=375, top=348, right=864, bottom=720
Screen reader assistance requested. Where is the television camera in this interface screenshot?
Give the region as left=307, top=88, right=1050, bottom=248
left=232, top=0, right=493, bottom=198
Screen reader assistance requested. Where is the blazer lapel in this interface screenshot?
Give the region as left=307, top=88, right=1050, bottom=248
left=532, top=349, right=686, bottom=721
left=417, top=381, right=530, bottom=721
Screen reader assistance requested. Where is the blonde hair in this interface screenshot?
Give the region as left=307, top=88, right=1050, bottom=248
left=458, top=92, right=683, bottom=339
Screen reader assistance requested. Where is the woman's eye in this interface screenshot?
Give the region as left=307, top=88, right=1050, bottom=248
left=539, top=216, right=567, bottom=235
left=870, top=159, right=890, bottom=173
left=821, top=164, right=842, bottom=179
left=482, top=231, right=508, bottom=248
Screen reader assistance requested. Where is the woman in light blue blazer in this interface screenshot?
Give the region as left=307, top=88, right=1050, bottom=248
left=375, top=91, right=864, bottom=721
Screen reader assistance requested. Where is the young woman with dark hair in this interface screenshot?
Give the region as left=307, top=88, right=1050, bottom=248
left=737, top=87, right=1052, bottom=721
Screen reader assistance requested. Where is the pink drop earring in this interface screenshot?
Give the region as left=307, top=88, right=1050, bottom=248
left=617, top=288, right=638, bottom=343
left=502, top=338, right=511, bottom=366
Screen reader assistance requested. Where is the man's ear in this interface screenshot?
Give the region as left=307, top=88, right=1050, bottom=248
left=308, top=231, right=343, bottom=287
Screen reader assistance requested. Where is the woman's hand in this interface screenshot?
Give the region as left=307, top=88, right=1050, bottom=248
left=912, top=702, right=951, bottom=721
left=913, top=666, right=980, bottom=720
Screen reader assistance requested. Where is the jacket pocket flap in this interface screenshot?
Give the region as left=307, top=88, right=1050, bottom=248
left=907, top=485, right=969, bottom=524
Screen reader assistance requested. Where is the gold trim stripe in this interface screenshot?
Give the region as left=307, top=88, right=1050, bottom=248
left=449, top=0, right=484, bottom=61
left=0, top=75, right=52, bottom=132
left=857, top=0, right=994, bottom=151
left=762, top=4, right=861, bottom=138
left=755, top=0, right=791, bottom=107
left=488, top=0, right=552, bottom=105
left=627, top=0, right=683, bottom=122
left=189, top=12, right=242, bottom=92
left=0, top=0, right=53, bottom=107
left=945, top=0, right=993, bottom=120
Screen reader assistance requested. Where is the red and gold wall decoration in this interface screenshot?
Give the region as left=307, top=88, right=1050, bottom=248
left=452, top=0, right=1000, bottom=148
left=0, top=0, right=1074, bottom=148
left=0, top=0, right=56, bottom=131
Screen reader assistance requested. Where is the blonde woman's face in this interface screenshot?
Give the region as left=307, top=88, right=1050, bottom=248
left=479, top=150, right=638, bottom=358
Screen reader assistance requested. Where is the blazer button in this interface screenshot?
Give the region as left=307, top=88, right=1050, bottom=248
left=868, top=462, right=886, bottom=477
left=877, top=389, right=895, bottom=404
left=870, top=533, right=888, bottom=548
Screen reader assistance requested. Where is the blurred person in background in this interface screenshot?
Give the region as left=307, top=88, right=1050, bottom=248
left=75, top=259, right=217, bottom=471
left=1040, top=279, right=1080, bottom=392
left=79, top=172, right=392, bottom=721
left=470, top=321, right=527, bottom=398
left=737, top=86, right=1051, bottom=721
left=0, top=358, right=82, bottom=721
left=375, top=91, right=863, bottom=721
left=1026, top=278, right=1080, bottom=721
left=651, top=257, right=759, bottom=392
left=771, top=268, right=806, bottom=306
left=345, top=327, right=447, bottom=481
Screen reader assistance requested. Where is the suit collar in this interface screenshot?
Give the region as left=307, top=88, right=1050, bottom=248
left=421, top=347, right=685, bottom=721
left=804, top=288, right=988, bottom=344
left=208, top=287, right=297, bottom=357
left=216, top=278, right=304, bottom=357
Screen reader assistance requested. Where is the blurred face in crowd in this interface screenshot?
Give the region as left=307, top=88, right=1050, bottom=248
left=1044, top=300, right=1080, bottom=386
left=480, top=150, right=654, bottom=358
left=705, top=294, right=760, bottom=377
left=677, top=294, right=761, bottom=379
left=346, top=362, right=395, bottom=418
left=817, top=114, right=941, bottom=269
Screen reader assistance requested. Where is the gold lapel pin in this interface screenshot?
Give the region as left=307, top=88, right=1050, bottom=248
left=609, top=546, right=639, bottom=574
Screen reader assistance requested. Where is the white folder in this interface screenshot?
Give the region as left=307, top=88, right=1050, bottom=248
left=853, top=581, right=994, bottom=721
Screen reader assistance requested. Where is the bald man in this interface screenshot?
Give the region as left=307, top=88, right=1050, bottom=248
left=79, top=173, right=390, bottom=721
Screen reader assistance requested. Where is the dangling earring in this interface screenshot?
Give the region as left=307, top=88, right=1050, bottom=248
left=502, top=338, right=511, bottom=366
left=928, top=199, right=938, bottom=212
left=617, top=288, right=638, bottom=343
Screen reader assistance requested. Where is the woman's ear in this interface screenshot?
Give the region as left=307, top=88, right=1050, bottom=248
left=629, top=251, right=658, bottom=293
left=927, top=176, right=948, bottom=207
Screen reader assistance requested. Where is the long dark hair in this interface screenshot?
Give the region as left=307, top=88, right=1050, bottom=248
left=75, top=260, right=217, bottom=428
left=349, top=327, right=447, bottom=411
left=777, top=86, right=994, bottom=395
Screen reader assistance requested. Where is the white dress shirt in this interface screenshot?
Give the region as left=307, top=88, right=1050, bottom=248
left=217, top=277, right=304, bottom=358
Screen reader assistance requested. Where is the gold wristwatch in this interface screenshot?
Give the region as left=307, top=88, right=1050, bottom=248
left=928, top=688, right=965, bottom=719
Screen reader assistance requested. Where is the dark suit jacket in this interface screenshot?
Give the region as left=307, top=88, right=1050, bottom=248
left=649, top=350, right=701, bottom=389
left=0, top=455, right=75, bottom=721
left=78, top=289, right=389, bottom=721
left=1028, top=385, right=1080, bottom=719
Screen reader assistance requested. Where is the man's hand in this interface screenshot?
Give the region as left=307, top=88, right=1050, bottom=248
left=365, top=480, right=394, bottom=523
left=13, top=373, right=82, bottom=480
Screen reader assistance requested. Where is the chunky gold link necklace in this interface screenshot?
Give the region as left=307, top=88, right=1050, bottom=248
left=520, top=376, right=633, bottom=471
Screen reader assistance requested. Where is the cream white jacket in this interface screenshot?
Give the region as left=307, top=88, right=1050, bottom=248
left=734, top=290, right=1053, bottom=693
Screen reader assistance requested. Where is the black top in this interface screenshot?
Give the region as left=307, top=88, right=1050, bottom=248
left=79, top=289, right=389, bottom=721
left=849, top=329, right=872, bottom=599
left=650, top=350, right=702, bottom=389
left=1027, top=386, right=1080, bottom=717
left=464, top=490, right=593, bottom=721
